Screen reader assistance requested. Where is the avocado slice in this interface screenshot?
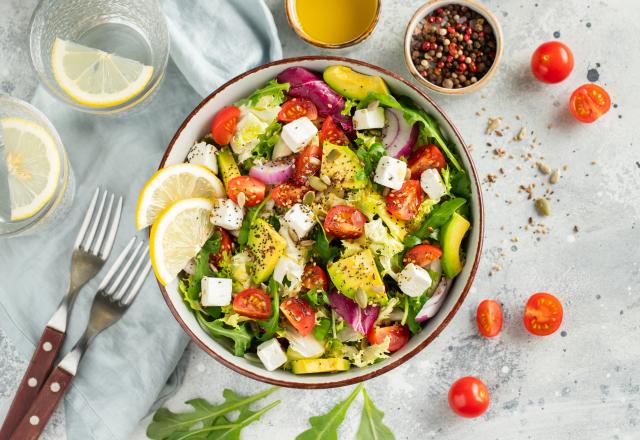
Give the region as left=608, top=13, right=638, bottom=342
left=247, top=218, right=287, bottom=283
left=286, top=346, right=322, bottom=361
left=327, top=249, right=386, bottom=303
left=323, top=66, right=390, bottom=101
left=291, top=358, right=350, bottom=374
left=440, top=212, right=470, bottom=278
left=217, top=147, right=241, bottom=188
left=320, top=142, right=366, bottom=190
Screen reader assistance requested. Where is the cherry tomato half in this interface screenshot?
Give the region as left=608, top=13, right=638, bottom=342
left=476, top=299, right=503, bottom=338
left=403, top=243, right=442, bottom=267
left=211, top=106, right=241, bottom=146
left=367, top=324, right=410, bottom=352
left=301, top=263, right=329, bottom=292
left=530, top=41, right=574, bottom=83
left=280, top=297, right=316, bottom=336
left=408, top=145, right=446, bottom=177
left=227, top=176, right=266, bottom=207
left=233, top=288, right=271, bottom=319
left=448, top=376, right=490, bottom=418
left=386, top=180, right=423, bottom=221
left=293, top=144, right=322, bottom=185
left=278, top=98, right=318, bottom=123
left=569, top=84, right=611, bottom=123
left=319, top=116, right=350, bottom=146
left=324, top=205, right=366, bottom=239
left=271, top=182, right=307, bottom=208
left=208, top=227, right=233, bottom=266
left=523, top=292, right=563, bottom=336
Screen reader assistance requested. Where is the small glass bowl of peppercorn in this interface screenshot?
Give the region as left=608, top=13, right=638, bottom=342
left=404, top=0, right=503, bottom=94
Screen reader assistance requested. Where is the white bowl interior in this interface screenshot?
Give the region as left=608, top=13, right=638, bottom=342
left=161, top=58, right=482, bottom=386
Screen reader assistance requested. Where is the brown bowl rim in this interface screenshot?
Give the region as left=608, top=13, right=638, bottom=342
left=283, top=0, right=381, bottom=49
left=404, top=0, right=504, bottom=95
left=157, top=55, right=484, bottom=389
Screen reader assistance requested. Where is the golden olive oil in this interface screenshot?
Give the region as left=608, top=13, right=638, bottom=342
left=295, top=0, right=378, bottom=45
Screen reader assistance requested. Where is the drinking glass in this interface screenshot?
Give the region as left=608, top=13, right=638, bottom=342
left=29, top=0, right=170, bottom=115
left=0, top=95, right=74, bottom=237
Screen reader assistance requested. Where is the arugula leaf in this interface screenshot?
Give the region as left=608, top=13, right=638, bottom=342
left=341, top=98, right=358, bottom=116
left=313, top=225, right=340, bottom=265
left=355, top=133, right=386, bottom=179
left=147, top=388, right=279, bottom=440
left=414, top=198, right=467, bottom=239
left=450, top=168, right=471, bottom=198
left=296, top=384, right=363, bottom=440
left=313, top=317, right=332, bottom=341
left=304, top=288, right=329, bottom=307
left=237, top=198, right=268, bottom=249
left=257, top=278, right=281, bottom=341
left=356, top=388, right=395, bottom=440
left=196, top=313, right=254, bottom=356
left=360, top=92, right=463, bottom=172
left=250, top=120, right=282, bottom=163
left=235, top=79, right=290, bottom=107
left=180, top=231, right=222, bottom=312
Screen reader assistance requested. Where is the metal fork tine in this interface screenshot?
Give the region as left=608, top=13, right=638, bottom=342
left=82, top=190, right=107, bottom=251
left=122, top=260, right=151, bottom=306
left=74, top=188, right=100, bottom=249
left=90, top=193, right=114, bottom=256
left=99, top=196, right=123, bottom=260
left=105, top=240, right=144, bottom=297
left=97, top=237, right=136, bottom=291
left=113, top=245, right=149, bottom=302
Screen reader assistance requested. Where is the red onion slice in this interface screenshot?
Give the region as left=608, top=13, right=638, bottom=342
left=248, top=157, right=294, bottom=185
left=382, top=108, right=418, bottom=158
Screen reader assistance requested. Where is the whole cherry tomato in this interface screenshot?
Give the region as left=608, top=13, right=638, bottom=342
left=448, top=376, right=490, bottom=418
left=530, top=41, right=574, bottom=83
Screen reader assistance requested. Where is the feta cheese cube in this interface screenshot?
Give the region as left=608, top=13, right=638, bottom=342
left=273, top=255, right=304, bottom=285
left=210, top=199, right=244, bottom=230
left=200, top=277, right=232, bottom=307
left=398, top=263, right=432, bottom=297
left=374, top=156, right=407, bottom=190
left=256, top=338, right=287, bottom=371
left=281, top=117, right=318, bottom=153
left=187, top=141, right=218, bottom=174
left=282, top=203, right=315, bottom=240
left=420, top=168, right=446, bottom=202
left=353, top=107, right=386, bottom=130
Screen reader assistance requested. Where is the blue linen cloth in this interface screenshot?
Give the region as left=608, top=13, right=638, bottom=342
left=0, top=1, right=282, bottom=439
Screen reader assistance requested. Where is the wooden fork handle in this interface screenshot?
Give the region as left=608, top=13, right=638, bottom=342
left=9, top=366, right=74, bottom=440
left=0, top=327, right=64, bottom=439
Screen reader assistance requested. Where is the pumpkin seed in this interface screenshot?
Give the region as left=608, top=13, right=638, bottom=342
left=308, top=176, right=328, bottom=191
left=355, top=288, right=368, bottom=308
left=535, top=198, right=550, bottom=216
left=327, top=148, right=341, bottom=162
left=303, top=190, right=315, bottom=205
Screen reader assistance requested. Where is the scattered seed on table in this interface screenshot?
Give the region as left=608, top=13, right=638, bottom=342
left=550, top=169, right=560, bottom=184
left=535, top=198, right=551, bottom=216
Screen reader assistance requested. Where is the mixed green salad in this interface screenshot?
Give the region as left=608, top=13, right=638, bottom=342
left=180, top=65, right=472, bottom=374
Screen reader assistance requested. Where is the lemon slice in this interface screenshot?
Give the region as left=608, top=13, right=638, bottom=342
left=136, top=163, right=225, bottom=230
left=51, top=38, right=154, bottom=107
left=150, top=197, right=215, bottom=285
left=0, top=117, right=61, bottom=221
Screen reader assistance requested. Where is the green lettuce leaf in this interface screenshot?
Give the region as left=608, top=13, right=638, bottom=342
left=356, top=388, right=395, bottom=440
left=250, top=119, right=282, bottom=163
left=236, top=79, right=290, bottom=107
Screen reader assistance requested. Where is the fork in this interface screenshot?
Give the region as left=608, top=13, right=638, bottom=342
left=9, top=236, right=151, bottom=440
left=0, top=188, right=122, bottom=439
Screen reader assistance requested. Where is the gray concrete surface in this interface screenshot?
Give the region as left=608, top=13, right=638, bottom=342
left=1, top=0, right=639, bottom=439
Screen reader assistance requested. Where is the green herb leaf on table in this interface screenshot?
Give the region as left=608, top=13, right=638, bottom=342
left=356, top=388, right=396, bottom=440
left=196, top=312, right=254, bottom=356
left=257, top=278, right=281, bottom=341
left=235, top=79, right=290, bottom=107
left=296, top=384, right=364, bottom=440
left=147, top=388, right=279, bottom=440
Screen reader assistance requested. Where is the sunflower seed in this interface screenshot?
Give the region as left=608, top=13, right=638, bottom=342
left=321, top=175, right=332, bottom=185
left=536, top=162, right=551, bottom=175
left=372, top=285, right=385, bottom=293
left=237, top=192, right=246, bottom=208
left=549, top=169, right=560, bottom=184
left=309, top=156, right=321, bottom=165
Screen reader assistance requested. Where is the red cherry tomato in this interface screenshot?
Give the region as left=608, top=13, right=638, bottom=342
left=278, top=98, right=318, bottom=122
left=301, top=263, right=329, bottom=292
left=280, top=297, right=316, bottom=336
left=271, top=182, right=307, bottom=208
left=211, top=106, right=241, bottom=145
left=403, top=243, right=442, bottom=267
left=233, top=288, right=271, bottom=319
left=407, top=145, right=446, bottom=177
left=226, top=176, right=266, bottom=207
left=386, top=180, right=423, bottom=221
left=319, top=116, right=350, bottom=146
left=293, top=144, right=322, bottom=185
left=367, top=324, right=410, bottom=352
left=568, top=84, right=611, bottom=123
left=476, top=299, right=503, bottom=338
left=208, top=227, right=233, bottom=266
left=323, top=205, right=366, bottom=239
left=523, top=292, right=563, bottom=336
left=448, top=376, right=490, bottom=418
left=530, top=41, right=574, bottom=83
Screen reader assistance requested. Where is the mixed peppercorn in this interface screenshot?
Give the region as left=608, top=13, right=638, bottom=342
left=410, top=4, right=497, bottom=89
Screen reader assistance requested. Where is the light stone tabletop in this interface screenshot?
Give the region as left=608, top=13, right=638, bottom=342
left=1, top=0, right=639, bottom=439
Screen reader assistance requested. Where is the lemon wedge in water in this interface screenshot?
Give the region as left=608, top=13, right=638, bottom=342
left=51, top=38, right=153, bottom=107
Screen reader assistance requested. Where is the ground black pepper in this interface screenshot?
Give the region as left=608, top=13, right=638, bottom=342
left=410, top=4, right=497, bottom=89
